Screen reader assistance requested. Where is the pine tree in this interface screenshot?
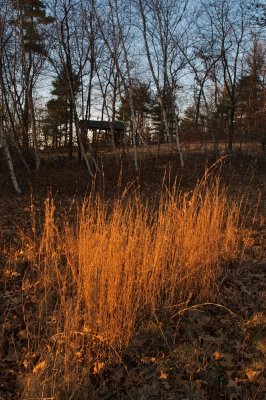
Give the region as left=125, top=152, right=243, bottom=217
left=11, top=0, right=54, bottom=55
left=47, top=67, right=81, bottom=158
left=237, top=40, right=265, bottom=136
left=11, top=0, right=54, bottom=168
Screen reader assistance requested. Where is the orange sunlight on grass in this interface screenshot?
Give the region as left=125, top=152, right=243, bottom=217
left=21, top=176, right=245, bottom=398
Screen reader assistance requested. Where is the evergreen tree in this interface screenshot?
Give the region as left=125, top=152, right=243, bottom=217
left=47, top=67, right=81, bottom=156
left=10, top=0, right=54, bottom=168
left=236, top=40, right=266, bottom=136
left=11, top=0, right=54, bottom=55
left=45, top=98, right=69, bottom=148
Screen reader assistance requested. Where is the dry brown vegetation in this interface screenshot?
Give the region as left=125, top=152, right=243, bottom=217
left=20, top=175, right=242, bottom=396
left=1, top=152, right=266, bottom=400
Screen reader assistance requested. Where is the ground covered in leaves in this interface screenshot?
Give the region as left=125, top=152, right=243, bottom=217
left=0, top=150, right=266, bottom=400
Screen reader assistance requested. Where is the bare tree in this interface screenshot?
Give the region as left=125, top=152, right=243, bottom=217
left=9, top=0, right=54, bottom=170
left=176, top=1, right=223, bottom=151
left=200, top=0, right=250, bottom=153
left=0, top=1, right=22, bottom=193
left=136, top=0, right=186, bottom=166
left=93, top=0, right=140, bottom=171
left=49, top=0, right=99, bottom=176
left=94, top=41, right=123, bottom=159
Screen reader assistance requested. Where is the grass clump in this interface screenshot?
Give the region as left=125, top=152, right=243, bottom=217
left=21, top=177, right=244, bottom=398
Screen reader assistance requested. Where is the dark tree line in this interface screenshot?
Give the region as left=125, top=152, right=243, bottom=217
left=0, top=0, right=265, bottom=192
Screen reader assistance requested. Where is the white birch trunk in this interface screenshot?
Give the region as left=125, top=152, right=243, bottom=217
left=29, top=94, right=40, bottom=170
left=93, top=1, right=139, bottom=172
left=131, top=115, right=139, bottom=172
left=77, top=128, right=95, bottom=177
left=4, top=143, right=22, bottom=194
left=174, top=114, right=184, bottom=167
left=138, top=0, right=184, bottom=166
left=0, top=122, right=22, bottom=194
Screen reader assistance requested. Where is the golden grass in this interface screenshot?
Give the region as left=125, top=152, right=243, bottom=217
left=20, top=176, right=245, bottom=398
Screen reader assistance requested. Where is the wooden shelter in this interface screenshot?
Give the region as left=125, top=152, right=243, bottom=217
left=79, top=120, right=125, bottom=146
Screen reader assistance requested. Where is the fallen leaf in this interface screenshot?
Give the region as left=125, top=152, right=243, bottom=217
left=245, top=369, right=261, bottom=382
left=159, top=369, right=168, bottom=380
left=33, top=360, right=46, bottom=374
left=213, top=351, right=224, bottom=360
left=141, top=356, right=156, bottom=364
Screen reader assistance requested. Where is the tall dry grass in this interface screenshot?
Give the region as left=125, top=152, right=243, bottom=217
left=21, top=176, right=244, bottom=398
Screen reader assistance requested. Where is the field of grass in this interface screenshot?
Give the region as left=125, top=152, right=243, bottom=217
left=0, top=152, right=266, bottom=400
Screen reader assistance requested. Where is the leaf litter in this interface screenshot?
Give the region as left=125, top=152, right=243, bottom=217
left=0, top=159, right=266, bottom=399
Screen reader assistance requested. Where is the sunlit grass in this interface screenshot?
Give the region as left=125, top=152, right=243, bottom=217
left=20, top=176, right=246, bottom=398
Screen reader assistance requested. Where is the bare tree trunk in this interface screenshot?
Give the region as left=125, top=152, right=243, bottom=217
left=17, top=12, right=40, bottom=171
left=77, top=126, right=94, bottom=176
left=29, top=92, right=40, bottom=170
left=0, top=120, right=22, bottom=194
left=112, top=3, right=138, bottom=171
left=202, top=91, right=219, bottom=154
left=174, top=114, right=184, bottom=167
left=228, top=107, right=235, bottom=153
left=0, top=62, right=31, bottom=173
left=69, top=102, right=73, bottom=162
left=138, top=0, right=184, bottom=166
left=16, top=5, right=40, bottom=170
left=73, top=105, right=97, bottom=176
left=93, top=1, right=139, bottom=171
left=96, top=67, right=119, bottom=160
left=52, top=0, right=99, bottom=176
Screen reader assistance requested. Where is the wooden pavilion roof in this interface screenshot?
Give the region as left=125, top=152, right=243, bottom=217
left=80, top=120, right=125, bottom=131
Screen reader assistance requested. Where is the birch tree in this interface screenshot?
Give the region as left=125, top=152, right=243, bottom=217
left=95, top=45, right=122, bottom=158
left=201, top=0, right=250, bottom=153
left=176, top=1, right=223, bottom=151
left=92, top=0, right=140, bottom=171
left=10, top=0, right=54, bottom=169
left=136, top=0, right=186, bottom=166
left=49, top=0, right=98, bottom=175
left=0, top=1, right=22, bottom=193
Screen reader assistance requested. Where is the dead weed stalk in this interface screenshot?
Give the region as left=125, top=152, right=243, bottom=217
left=21, top=176, right=245, bottom=398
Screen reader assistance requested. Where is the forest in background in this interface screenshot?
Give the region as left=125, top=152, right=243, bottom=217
left=0, top=0, right=266, bottom=191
